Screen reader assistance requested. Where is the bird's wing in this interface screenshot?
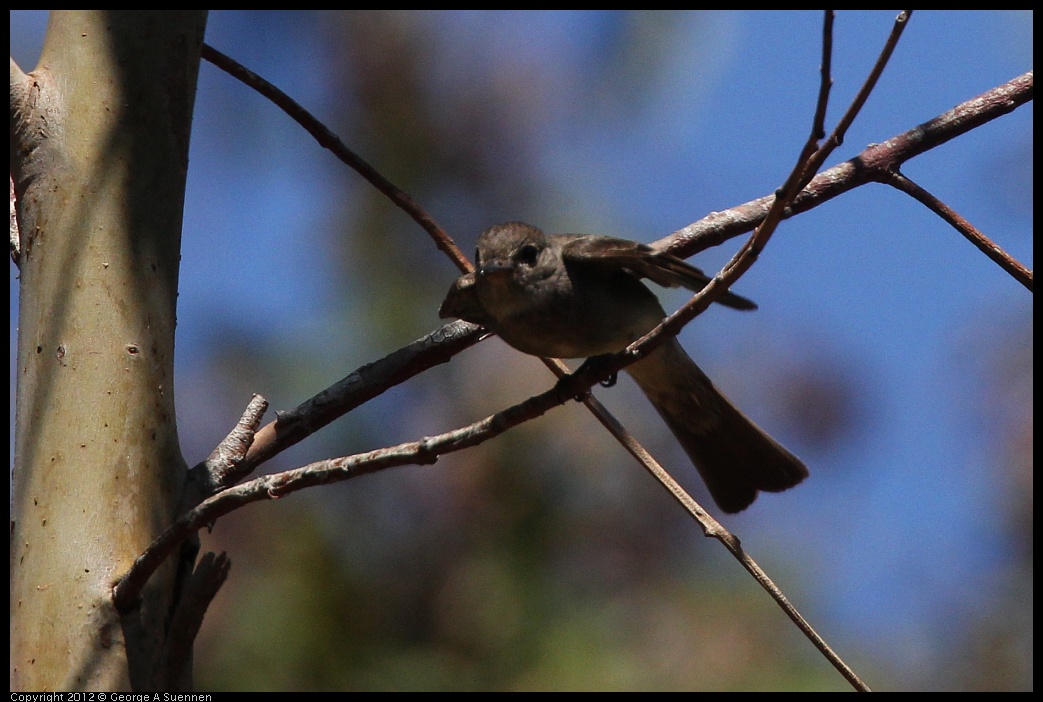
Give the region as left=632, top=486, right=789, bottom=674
left=560, top=235, right=756, bottom=311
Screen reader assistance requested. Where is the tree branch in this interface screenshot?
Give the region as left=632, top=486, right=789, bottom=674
left=660, top=70, right=1034, bottom=263
left=881, top=168, right=1032, bottom=290
left=200, top=43, right=472, bottom=274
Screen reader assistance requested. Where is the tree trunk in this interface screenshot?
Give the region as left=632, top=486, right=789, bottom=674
left=10, top=10, right=207, bottom=691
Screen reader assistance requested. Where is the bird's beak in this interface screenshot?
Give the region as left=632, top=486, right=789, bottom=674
left=476, top=261, right=511, bottom=279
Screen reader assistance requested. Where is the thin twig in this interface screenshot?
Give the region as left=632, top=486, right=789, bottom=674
left=200, top=43, right=471, bottom=273
left=662, top=70, right=1032, bottom=270
left=811, top=10, right=835, bottom=142
left=882, top=169, right=1032, bottom=290
left=817, top=11, right=913, bottom=163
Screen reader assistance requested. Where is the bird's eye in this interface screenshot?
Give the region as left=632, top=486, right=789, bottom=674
left=515, top=244, right=540, bottom=266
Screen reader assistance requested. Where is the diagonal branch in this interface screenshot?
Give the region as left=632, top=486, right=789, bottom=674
left=200, top=43, right=471, bottom=273
left=661, top=70, right=1033, bottom=262
left=882, top=169, right=1032, bottom=290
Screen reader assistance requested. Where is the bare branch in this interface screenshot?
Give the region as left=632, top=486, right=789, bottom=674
left=650, top=10, right=913, bottom=356
left=113, top=359, right=601, bottom=612
left=661, top=70, right=1033, bottom=260
left=203, top=394, right=269, bottom=490
left=237, top=319, right=483, bottom=477
left=820, top=10, right=914, bottom=157
left=200, top=43, right=472, bottom=274
left=882, top=170, right=1032, bottom=290
left=811, top=10, right=835, bottom=142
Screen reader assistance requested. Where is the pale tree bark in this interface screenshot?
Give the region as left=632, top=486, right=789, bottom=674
left=10, top=11, right=208, bottom=691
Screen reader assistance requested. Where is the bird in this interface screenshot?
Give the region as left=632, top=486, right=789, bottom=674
left=440, top=222, right=807, bottom=512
